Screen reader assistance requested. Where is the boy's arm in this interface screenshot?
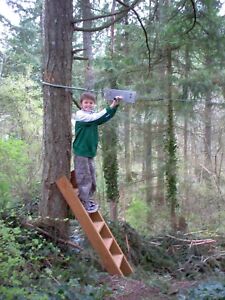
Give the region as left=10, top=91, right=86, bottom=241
left=95, top=106, right=118, bottom=125
left=95, top=97, right=121, bottom=125
left=76, top=108, right=107, bottom=122
left=76, top=97, right=121, bottom=125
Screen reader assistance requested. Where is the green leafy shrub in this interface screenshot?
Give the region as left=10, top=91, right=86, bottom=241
left=48, top=278, right=111, bottom=300
left=0, top=211, right=112, bottom=299
left=0, top=74, right=42, bottom=213
left=0, top=219, right=28, bottom=287
left=0, top=138, right=40, bottom=211
left=126, top=198, right=150, bottom=234
left=183, top=280, right=225, bottom=300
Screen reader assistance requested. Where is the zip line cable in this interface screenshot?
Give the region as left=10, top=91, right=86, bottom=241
left=42, top=81, right=100, bottom=109
left=41, top=81, right=98, bottom=92
left=41, top=81, right=225, bottom=107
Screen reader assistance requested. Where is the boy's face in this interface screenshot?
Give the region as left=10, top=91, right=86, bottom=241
left=81, top=98, right=95, bottom=112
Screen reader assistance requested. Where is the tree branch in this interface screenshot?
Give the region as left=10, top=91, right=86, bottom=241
left=74, top=14, right=125, bottom=32
left=73, top=9, right=127, bottom=24
left=185, top=0, right=197, bottom=34
left=166, top=0, right=197, bottom=35
left=7, top=0, right=30, bottom=14
left=23, top=221, right=83, bottom=251
left=72, top=48, right=86, bottom=54
left=73, top=0, right=142, bottom=32
left=0, top=14, right=16, bottom=28
left=166, top=234, right=216, bottom=245
left=116, top=0, right=151, bottom=72
left=73, top=56, right=88, bottom=60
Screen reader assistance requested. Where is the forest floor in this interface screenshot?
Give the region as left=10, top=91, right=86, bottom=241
left=102, top=275, right=197, bottom=299
left=2, top=213, right=225, bottom=299
left=68, top=219, right=225, bottom=300
left=104, top=275, right=171, bottom=299
left=96, top=221, right=225, bottom=299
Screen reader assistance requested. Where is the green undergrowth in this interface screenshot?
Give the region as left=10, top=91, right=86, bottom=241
left=108, top=220, right=225, bottom=280
left=0, top=210, right=112, bottom=300
left=2, top=209, right=225, bottom=299
left=108, top=220, right=225, bottom=298
left=181, top=280, right=225, bottom=299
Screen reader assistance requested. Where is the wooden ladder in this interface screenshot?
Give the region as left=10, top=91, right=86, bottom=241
left=56, top=175, right=133, bottom=276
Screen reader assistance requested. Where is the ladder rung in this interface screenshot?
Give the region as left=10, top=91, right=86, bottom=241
left=93, top=221, right=105, bottom=232
left=113, top=254, right=124, bottom=268
left=103, top=237, right=113, bottom=249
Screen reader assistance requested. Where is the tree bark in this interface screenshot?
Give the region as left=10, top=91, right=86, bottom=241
left=183, top=45, right=191, bottom=205
left=145, top=116, right=153, bottom=205
left=81, top=0, right=94, bottom=89
left=204, top=89, right=212, bottom=167
left=155, top=124, right=165, bottom=205
left=202, top=54, right=212, bottom=181
left=40, top=0, right=73, bottom=238
left=124, top=105, right=132, bottom=182
left=166, top=46, right=178, bottom=231
left=102, top=122, right=119, bottom=221
left=154, top=0, right=166, bottom=206
left=102, top=0, right=120, bottom=221
left=123, top=10, right=132, bottom=182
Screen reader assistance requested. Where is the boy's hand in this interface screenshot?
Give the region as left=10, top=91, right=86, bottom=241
left=110, top=96, right=123, bottom=107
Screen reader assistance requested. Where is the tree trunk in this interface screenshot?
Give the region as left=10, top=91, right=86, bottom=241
left=124, top=105, right=132, bottom=182
left=183, top=45, right=191, bottom=205
left=155, top=123, right=165, bottom=205
left=40, top=0, right=73, bottom=238
left=145, top=117, right=153, bottom=223
left=81, top=0, right=94, bottom=89
left=202, top=54, right=212, bottom=181
left=165, top=46, right=178, bottom=231
left=123, top=11, right=132, bottom=182
left=204, top=92, right=212, bottom=168
left=102, top=123, right=119, bottom=221
left=102, top=0, right=120, bottom=221
left=145, top=117, right=153, bottom=204
left=154, top=0, right=167, bottom=206
left=191, top=127, right=199, bottom=178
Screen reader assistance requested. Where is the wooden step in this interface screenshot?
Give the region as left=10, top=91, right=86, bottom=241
left=93, top=221, right=105, bottom=232
left=113, top=254, right=124, bottom=268
left=103, top=237, right=113, bottom=249
left=89, top=212, right=103, bottom=222
left=120, top=257, right=133, bottom=276
left=109, top=240, right=123, bottom=255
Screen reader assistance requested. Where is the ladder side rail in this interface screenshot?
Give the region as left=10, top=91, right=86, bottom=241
left=56, top=176, right=124, bottom=275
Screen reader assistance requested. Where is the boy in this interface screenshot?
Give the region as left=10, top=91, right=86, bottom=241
left=73, top=92, right=121, bottom=213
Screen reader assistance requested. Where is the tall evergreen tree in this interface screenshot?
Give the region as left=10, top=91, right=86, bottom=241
left=1, top=0, right=42, bottom=77
left=101, top=0, right=120, bottom=221
left=40, top=0, right=73, bottom=238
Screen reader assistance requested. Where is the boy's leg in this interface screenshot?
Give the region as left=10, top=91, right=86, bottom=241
left=88, top=157, right=96, bottom=196
left=88, top=158, right=99, bottom=211
left=75, top=156, right=92, bottom=206
left=75, top=156, right=98, bottom=213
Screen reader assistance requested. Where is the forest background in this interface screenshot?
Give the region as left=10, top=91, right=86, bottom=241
left=1, top=0, right=225, bottom=298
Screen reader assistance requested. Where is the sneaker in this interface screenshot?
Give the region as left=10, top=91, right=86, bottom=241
left=86, top=200, right=99, bottom=213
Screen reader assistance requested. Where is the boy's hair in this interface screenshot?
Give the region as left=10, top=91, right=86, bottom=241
left=80, top=92, right=96, bottom=103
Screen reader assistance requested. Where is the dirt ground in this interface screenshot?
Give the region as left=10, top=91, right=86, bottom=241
left=102, top=275, right=197, bottom=300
